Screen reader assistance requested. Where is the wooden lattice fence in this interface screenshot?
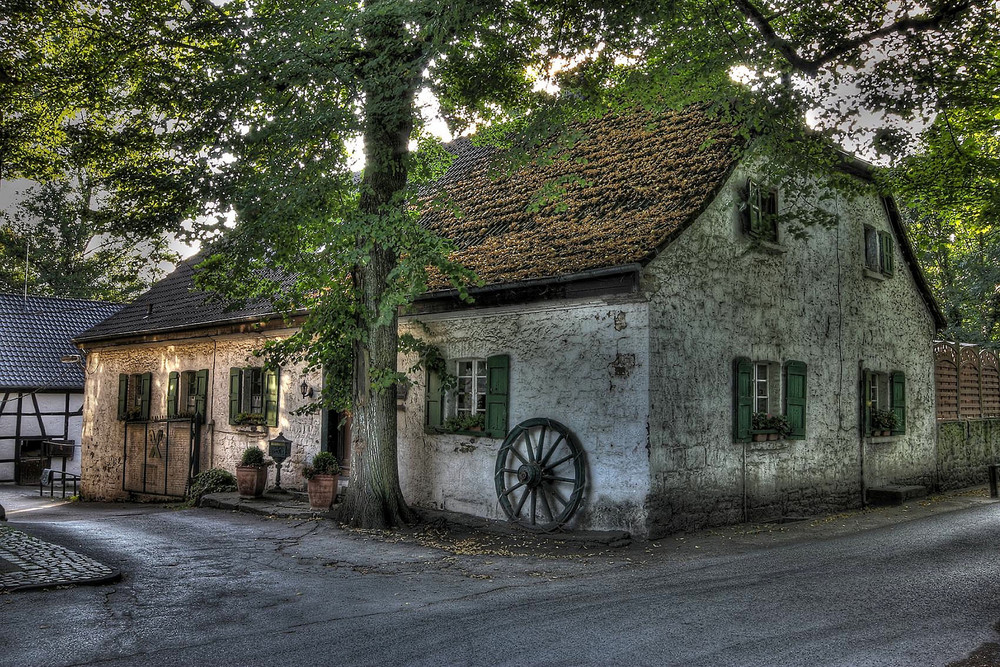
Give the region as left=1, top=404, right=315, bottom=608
left=935, top=341, right=1000, bottom=420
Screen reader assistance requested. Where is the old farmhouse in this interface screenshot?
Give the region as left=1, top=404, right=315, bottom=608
left=75, top=109, right=946, bottom=537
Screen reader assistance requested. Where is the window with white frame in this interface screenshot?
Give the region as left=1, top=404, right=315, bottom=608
left=734, top=358, right=808, bottom=441
left=181, top=371, right=199, bottom=413
left=425, top=354, right=510, bottom=438
left=754, top=362, right=770, bottom=413
left=449, top=359, right=488, bottom=417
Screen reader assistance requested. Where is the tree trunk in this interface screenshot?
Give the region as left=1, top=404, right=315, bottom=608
left=337, top=2, right=420, bottom=529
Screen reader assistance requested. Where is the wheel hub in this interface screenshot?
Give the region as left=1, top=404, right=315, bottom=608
left=516, top=462, right=543, bottom=488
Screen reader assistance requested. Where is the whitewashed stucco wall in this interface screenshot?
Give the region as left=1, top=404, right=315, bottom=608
left=398, top=299, right=651, bottom=534
left=644, top=162, right=937, bottom=536
left=79, top=331, right=323, bottom=500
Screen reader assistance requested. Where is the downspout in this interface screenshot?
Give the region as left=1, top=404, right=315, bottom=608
left=859, top=359, right=867, bottom=508
left=836, top=193, right=865, bottom=508
left=742, top=440, right=748, bottom=522
left=209, top=338, right=218, bottom=466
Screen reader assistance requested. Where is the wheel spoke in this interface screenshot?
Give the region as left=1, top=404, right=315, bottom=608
left=540, top=433, right=566, bottom=466
left=513, top=485, right=531, bottom=516
left=535, top=425, right=547, bottom=462
left=524, top=431, right=536, bottom=462
left=508, top=445, right=528, bottom=465
left=502, top=481, right=526, bottom=497
left=545, top=452, right=575, bottom=470
left=530, top=488, right=537, bottom=525
left=539, top=485, right=555, bottom=522
left=543, top=475, right=578, bottom=484
left=547, top=483, right=570, bottom=507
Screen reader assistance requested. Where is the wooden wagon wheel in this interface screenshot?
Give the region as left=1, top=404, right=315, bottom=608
left=494, top=418, right=586, bottom=532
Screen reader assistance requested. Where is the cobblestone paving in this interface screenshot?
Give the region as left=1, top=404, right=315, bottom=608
left=0, top=525, right=118, bottom=592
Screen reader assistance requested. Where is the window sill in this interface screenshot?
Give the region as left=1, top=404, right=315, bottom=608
left=233, top=424, right=269, bottom=434
left=424, top=426, right=494, bottom=438
left=863, top=267, right=887, bottom=281
left=868, top=434, right=902, bottom=443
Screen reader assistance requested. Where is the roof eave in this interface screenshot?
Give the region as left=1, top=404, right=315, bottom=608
left=73, top=309, right=306, bottom=345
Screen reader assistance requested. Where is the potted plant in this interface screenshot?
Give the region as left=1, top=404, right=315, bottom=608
left=235, top=446, right=272, bottom=499
left=235, top=412, right=266, bottom=426
left=769, top=414, right=791, bottom=440
left=871, top=409, right=898, bottom=436
left=443, top=413, right=486, bottom=433
left=303, top=451, right=340, bottom=510
left=751, top=412, right=772, bottom=441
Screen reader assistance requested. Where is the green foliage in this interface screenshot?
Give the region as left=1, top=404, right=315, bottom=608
left=442, top=412, right=486, bottom=433
left=399, top=333, right=456, bottom=391
left=187, top=468, right=237, bottom=505
left=238, top=446, right=268, bottom=467
left=235, top=413, right=266, bottom=426
left=871, top=409, right=899, bottom=431
left=303, top=451, right=340, bottom=479
left=0, top=178, right=176, bottom=301
left=751, top=412, right=790, bottom=436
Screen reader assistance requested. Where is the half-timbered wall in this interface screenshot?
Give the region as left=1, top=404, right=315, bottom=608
left=0, top=390, right=83, bottom=483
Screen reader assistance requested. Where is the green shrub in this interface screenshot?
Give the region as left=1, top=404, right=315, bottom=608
left=188, top=468, right=237, bottom=504
left=239, top=446, right=268, bottom=467
left=303, top=451, right=339, bottom=479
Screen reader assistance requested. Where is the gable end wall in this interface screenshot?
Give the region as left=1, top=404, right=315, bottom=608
left=645, top=161, right=936, bottom=537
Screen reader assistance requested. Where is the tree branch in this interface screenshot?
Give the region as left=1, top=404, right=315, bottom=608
left=732, top=0, right=975, bottom=75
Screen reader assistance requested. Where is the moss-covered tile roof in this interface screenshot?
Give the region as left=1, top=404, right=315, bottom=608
left=420, top=108, right=742, bottom=288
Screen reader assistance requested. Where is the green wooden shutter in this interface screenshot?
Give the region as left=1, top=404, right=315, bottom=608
left=734, top=357, right=752, bottom=442
left=785, top=361, right=807, bottom=439
left=229, top=367, right=242, bottom=425
left=264, top=368, right=279, bottom=427
left=880, top=231, right=894, bottom=276
left=425, top=369, right=443, bottom=428
left=891, top=371, right=906, bottom=435
left=486, top=354, right=510, bottom=439
left=194, top=369, right=209, bottom=422
left=117, top=374, right=128, bottom=421
left=167, top=372, right=179, bottom=417
left=862, top=369, right=872, bottom=436
left=139, top=372, right=152, bottom=420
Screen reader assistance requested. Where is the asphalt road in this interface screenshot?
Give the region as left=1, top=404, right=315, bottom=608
left=2, top=486, right=1000, bottom=667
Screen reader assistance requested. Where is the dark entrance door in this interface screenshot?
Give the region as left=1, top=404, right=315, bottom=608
left=325, top=411, right=351, bottom=477
left=17, top=438, right=48, bottom=485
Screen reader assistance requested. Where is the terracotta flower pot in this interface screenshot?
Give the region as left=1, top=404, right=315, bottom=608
left=767, top=433, right=779, bottom=441
left=307, top=474, right=337, bottom=510
left=753, top=433, right=767, bottom=442
left=236, top=466, right=268, bottom=499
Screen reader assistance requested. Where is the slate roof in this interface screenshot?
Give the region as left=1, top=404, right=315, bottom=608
left=0, top=294, right=122, bottom=389
left=74, top=250, right=289, bottom=343
left=420, top=107, right=742, bottom=287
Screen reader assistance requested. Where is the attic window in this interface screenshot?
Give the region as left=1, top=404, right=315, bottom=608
left=744, top=179, right=778, bottom=243
left=145, top=303, right=154, bottom=318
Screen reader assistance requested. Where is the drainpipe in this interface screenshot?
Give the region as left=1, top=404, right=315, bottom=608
left=859, top=359, right=867, bottom=508
left=742, top=440, right=748, bottom=522
left=209, top=339, right=218, bottom=466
